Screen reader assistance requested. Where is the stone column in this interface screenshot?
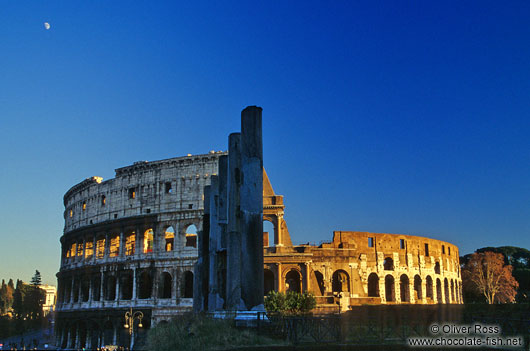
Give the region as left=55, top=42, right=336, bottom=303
left=100, top=271, right=104, bottom=301
left=193, top=186, right=210, bottom=312
left=119, top=228, right=125, bottom=257
left=276, top=214, right=284, bottom=246
left=305, top=262, right=311, bottom=293
left=132, top=268, right=137, bottom=300
left=115, top=274, right=120, bottom=301
left=208, top=176, right=221, bottom=311
left=88, top=276, right=93, bottom=304
left=226, top=133, right=242, bottom=310
left=70, top=277, right=75, bottom=303
left=239, top=106, right=264, bottom=310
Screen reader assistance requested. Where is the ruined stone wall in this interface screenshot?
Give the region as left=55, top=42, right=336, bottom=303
left=264, top=231, right=463, bottom=313
left=55, top=152, right=225, bottom=349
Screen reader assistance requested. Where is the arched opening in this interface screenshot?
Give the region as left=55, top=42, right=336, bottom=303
left=385, top=275, right=395, bottom=302
left=120, top=271, right=133, bottom=300
left=73, top=279, right=80, bottom=302
left=368, top=273, right=380, bottom=297
left=285, top=270, right=301, bottom=293
left=81, top=277, right=90, bottom=302
left=434, top=262, right=441, bottom=274
left=414, top=275, right=422, bottom=301
left=263, top=220, right=274, bottom=247
left=332, top=270, right=350, bottom=293
left=92, top=276, right=101, bottom=301
left=426, top=276, right=433, bottom=300
left=143, top=229, right=154, bottom=254
left=63, top=278, right=71, bottom=303
left=104, top=275, right=116, bottom=301
left=96, top=236, right=105, bottom=259
left=159, top=272, right=172, bottom=299
left=185, top=224, right=198, bottom=248
left=314, top=271, right=325, bottom=295
left=436, top=278, right=442, bottom=303
left=85, top=237, right=94, bottom=259
left=450, top=279, right=455, bottom=303
left=400, top=274, right=410, bottom=303
left=103, top=320, right=113, bottom=346
left=125, top=231, right=136, bottom=256
left=183, top=271, right=194, bottom=298
left=384, top=257, right=394, bottom=271
left=138, top=271, right=152, bottom=299
left=109, top=234, right=120, bottom=257
left=165, top=227, right=175, bottom=251
left=444, top=278, right=449, bottom=304
left=69, top=324, right=77, bottom=348
left=78, top=322, right=87, bottom=349
left=264, top=269, right=275, bottom=295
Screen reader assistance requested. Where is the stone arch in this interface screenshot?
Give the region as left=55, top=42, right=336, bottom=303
left=125, top=230, right=136, bottom=256
left=138, top=270, right=153, bottom=299
left=104, top=275, right=116, bottom=301
left=96, top=236, right=105, bottom=259
left=184, top=224, right=198, bottom=248
left=368, top=273, right=379, bottom=297
left=400, top=274, right=410, bottom=303
left=182, top=271, right=194, bottom=298
left=159, top=272, right=172, bottom=299
left=332, top=270, right=350, bottom=293
left=92, top=275, right=101, bottom=301
left=264, top=269, right=275, bottom=295
left=109, top=233, right=120, bottom=257
left=164, top=226, right=175, bottom=252
left=434, top=261, right=441, bottom=274
left=413, top=275, right=422, bottom=301
left=120, top=271, right=133, bottom=300
left=314, top=271, right=325, bottom=295
left=285, top=269, right=301, bottom=293
left=103, top=320, right=114, bottom=346
left=81, top=276, right=90, bottom=302
left=384, top=257, right=394, bottom=271
left=436, top=278, right=442, bottom=303
left=385, top=275, right=395, bottom=302
left=263, top=220, right=274, bottom=247
left=77, top=320, right=87, bottom=349
left=444, top=278, right=449, bottom=304
left=143, top=228, right=154, bottom=254
left=425, top=275, right=433, bottom=300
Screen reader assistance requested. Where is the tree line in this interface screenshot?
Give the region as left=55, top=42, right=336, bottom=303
left=0, top=270, right=47, bottom=338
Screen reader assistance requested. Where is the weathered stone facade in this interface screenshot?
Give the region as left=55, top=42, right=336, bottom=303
left=56, top=151, right=462, bottom=348
left=56, top=152, right=224, bottom=349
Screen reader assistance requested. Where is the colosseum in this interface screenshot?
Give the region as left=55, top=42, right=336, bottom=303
left=55, top=151, right=462, bottom=349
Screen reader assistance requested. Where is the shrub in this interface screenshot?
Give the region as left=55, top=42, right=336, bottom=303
left=265, top=291, right=316, bottom=315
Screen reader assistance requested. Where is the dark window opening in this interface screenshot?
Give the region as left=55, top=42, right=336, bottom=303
left=101, top=195, right=106, bottom=206
left=128, top=188, right=136, bottom=199
left=114, top=214, right=118, bottom=219
left=448, top=247, right=451, bottom=256
left=188, top=204, right=193, bottom=209
left=368, top=237, right=374, bottom=247
left=400, top=239, right=405, bottom=249
left=165, top=182, right=172, bottom=194
left=425, top=243, right=429, bottom=256
left=442, top=245, right=445, bottom=254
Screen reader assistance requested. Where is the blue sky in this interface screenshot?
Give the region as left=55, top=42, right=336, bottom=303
left=1, top=1, right=529, bottom=285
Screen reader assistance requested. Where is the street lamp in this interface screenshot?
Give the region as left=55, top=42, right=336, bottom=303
left=124, top=308, right=143, bottom=350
